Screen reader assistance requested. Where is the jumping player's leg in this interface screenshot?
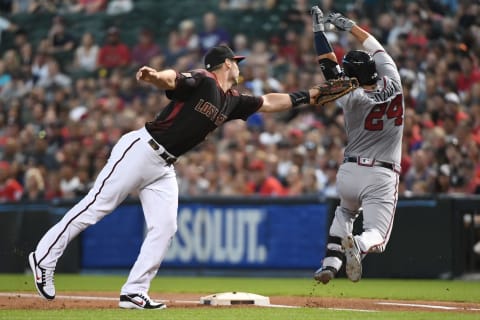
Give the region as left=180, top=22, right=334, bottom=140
left=315, top=164, right=363, bottom=283
left=326, top=206, right=360, bottom=265
left=314, top=205, right=361, bottom=283
left=355, top=169, right=399, bottom=254
left=120, top=170, right=178, bottom=295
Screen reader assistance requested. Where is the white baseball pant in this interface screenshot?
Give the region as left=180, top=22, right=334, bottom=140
left=33, top=126, right=178, bottom=295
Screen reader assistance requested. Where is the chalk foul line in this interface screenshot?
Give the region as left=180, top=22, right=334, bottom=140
left=376, top=301, right=480, bottom=311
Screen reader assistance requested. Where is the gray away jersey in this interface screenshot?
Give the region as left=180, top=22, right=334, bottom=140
left=336, top=50, right=404, bottom=165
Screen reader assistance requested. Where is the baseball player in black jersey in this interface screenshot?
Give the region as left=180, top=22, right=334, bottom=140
left=28, top=45, right=326, bottom=309
left=310, top=7, right=404, bottom=285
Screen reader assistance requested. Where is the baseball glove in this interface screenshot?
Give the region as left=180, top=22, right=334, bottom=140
left=311, top=77, right=359, bottom=105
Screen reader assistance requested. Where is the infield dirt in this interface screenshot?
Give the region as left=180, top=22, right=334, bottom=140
left=1, top=292, right=479, bottom=314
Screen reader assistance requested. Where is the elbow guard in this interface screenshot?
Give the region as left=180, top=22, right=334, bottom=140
left=318, top=58, right=344, bottom=80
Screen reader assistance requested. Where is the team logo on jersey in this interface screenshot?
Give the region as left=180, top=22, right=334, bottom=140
left=194, top=99, right=227, bottom=126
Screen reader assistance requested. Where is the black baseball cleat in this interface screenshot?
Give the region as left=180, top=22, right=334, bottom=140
left=28, top=252, right=56, bottom=300
left=119, top=293, right=167, bottom=310
left=313, top=266, right=338, bottom=284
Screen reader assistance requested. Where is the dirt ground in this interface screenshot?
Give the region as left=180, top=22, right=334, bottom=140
left=1, top=291, right=479, bottom=314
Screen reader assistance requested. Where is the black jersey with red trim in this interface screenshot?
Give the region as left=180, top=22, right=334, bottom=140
left=145, top=69, right=263, bottom=157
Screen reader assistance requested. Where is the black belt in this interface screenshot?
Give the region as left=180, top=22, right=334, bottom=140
left=148, top=139, right=177, bottom=165
left=343, top=156, right=400, bottom=173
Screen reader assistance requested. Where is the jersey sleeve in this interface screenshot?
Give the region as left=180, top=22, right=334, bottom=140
left=165, top=71, right=205, bottom=101
left=372, top=51, right=401, bottom=86
left=228, top=93, right=263, bottom=121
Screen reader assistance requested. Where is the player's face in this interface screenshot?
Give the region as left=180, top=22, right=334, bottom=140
left=228, top=59, right=240, bottom=85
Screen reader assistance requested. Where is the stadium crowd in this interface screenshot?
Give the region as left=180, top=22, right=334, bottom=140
left=0, top=0, right=479, bottom=202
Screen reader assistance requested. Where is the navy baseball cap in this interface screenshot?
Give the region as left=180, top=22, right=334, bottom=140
left=204, top=45, right=245, bottom=71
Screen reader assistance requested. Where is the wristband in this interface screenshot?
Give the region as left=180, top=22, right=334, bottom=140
left=289, top=90, right=310, bottom=108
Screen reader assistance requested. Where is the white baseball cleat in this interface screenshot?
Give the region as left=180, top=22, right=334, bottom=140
left=119, top=293, right=167, bottom=310
left=342, top=236, right=362, bottom=282
left=313, top=266, right=337, bottom=284
left=28, top=252, right=56, bottom=300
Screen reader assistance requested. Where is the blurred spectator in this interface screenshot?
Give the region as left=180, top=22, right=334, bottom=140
left=0, top=137, right=24, bottom=164
left=73, top=168, right=91, bottom=196
left=246, top=159, right=286, bottom=196
left=219, top=0, right=277, bottom=10
left=433, top=163, right=451, bottom=193
left=59, top=163, right=81, bottom=199
left=45, top=16, right=76, bottom=56
left=106, top=0, right=133, bottom=15
left=404, top=148, right=436, bottom=192
left=97, top=27, right=131, bottom=71
left=320, top=159, right=338, bottom=198
left=23, top=131, right=59, bottom=171
left=44, top=171, right=62, bottom=200
left=287, top=128, right=305, bottom=148
left=278, top=30, right=302, bottom=66
left=17, top=42, right=34, bottom=78
left=0, top=1, right=479, bottom=200
left=21, top=167, right=45, bottom=201
left=456, top=53, right=480, bottom=100
left=20, top=0, right=57, bottom=13
left=178, top=163, right=210, bottom=195
left=219, top=0, right=252, bottom=10
left=0, top=15, right=17, bottom=46
left=69, top=0, right=107, bottom=14
left=284, top=164, right=304, bottom=195
left=0, top=60, right=12, bottom=93
left=72, top=32, right=99, bottom=73
left=0, top=161, right=23, bottom=202
left=232, top=33, right=250, bottom=58
left=259, top=116, right=282, bottom=146
left=2, top=49, right=21, bottom=78
left=245, top=40, right=270, bottom=68
left=248, top=65, right=283, bottom=96
left=177, top=19, right=199, bottom=53
left=36, top=59, right=72, bottom=90
left=198, top=11, right=231, bottom=53
left=131, top=28, right=161, bottom=68
left=31, top=50, right=50, bottom=86
left=11, top=0, right=31, bottom=13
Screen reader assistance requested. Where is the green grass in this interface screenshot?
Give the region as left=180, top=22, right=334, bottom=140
left=1, top=274, right=479, bottom=303
left=0, top=274, right=479, bottom=320
left=1, top=308, right=479, bottom=320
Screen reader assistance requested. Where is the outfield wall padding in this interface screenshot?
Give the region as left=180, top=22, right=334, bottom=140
left=1, top=196, right=478, bottom=277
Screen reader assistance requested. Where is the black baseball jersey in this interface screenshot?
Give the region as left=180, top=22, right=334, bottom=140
left=145, top=69, right=263, bottom=156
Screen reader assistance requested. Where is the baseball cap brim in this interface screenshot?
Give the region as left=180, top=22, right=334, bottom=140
left=233, top=55, right=246, bottom=62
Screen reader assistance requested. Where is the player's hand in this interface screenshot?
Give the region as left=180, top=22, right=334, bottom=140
left=310, top=6, right=324, bottom=33
left=325, top=12, right=356, bottom=32
left=136, top=66, right=158, bottom=83
left=308, top=87, right=321, bottom=105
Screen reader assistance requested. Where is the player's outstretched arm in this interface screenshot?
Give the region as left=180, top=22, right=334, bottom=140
left=136, top=66, right=177, bottom=90
left=258, top=88, right=320, bottom=113
left=325, top=13, right=383, bottom=54
left=311, top=6, right=342, bottom=81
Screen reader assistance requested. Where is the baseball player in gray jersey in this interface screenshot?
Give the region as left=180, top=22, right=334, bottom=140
left=310, top=7, right=404, bottom=284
